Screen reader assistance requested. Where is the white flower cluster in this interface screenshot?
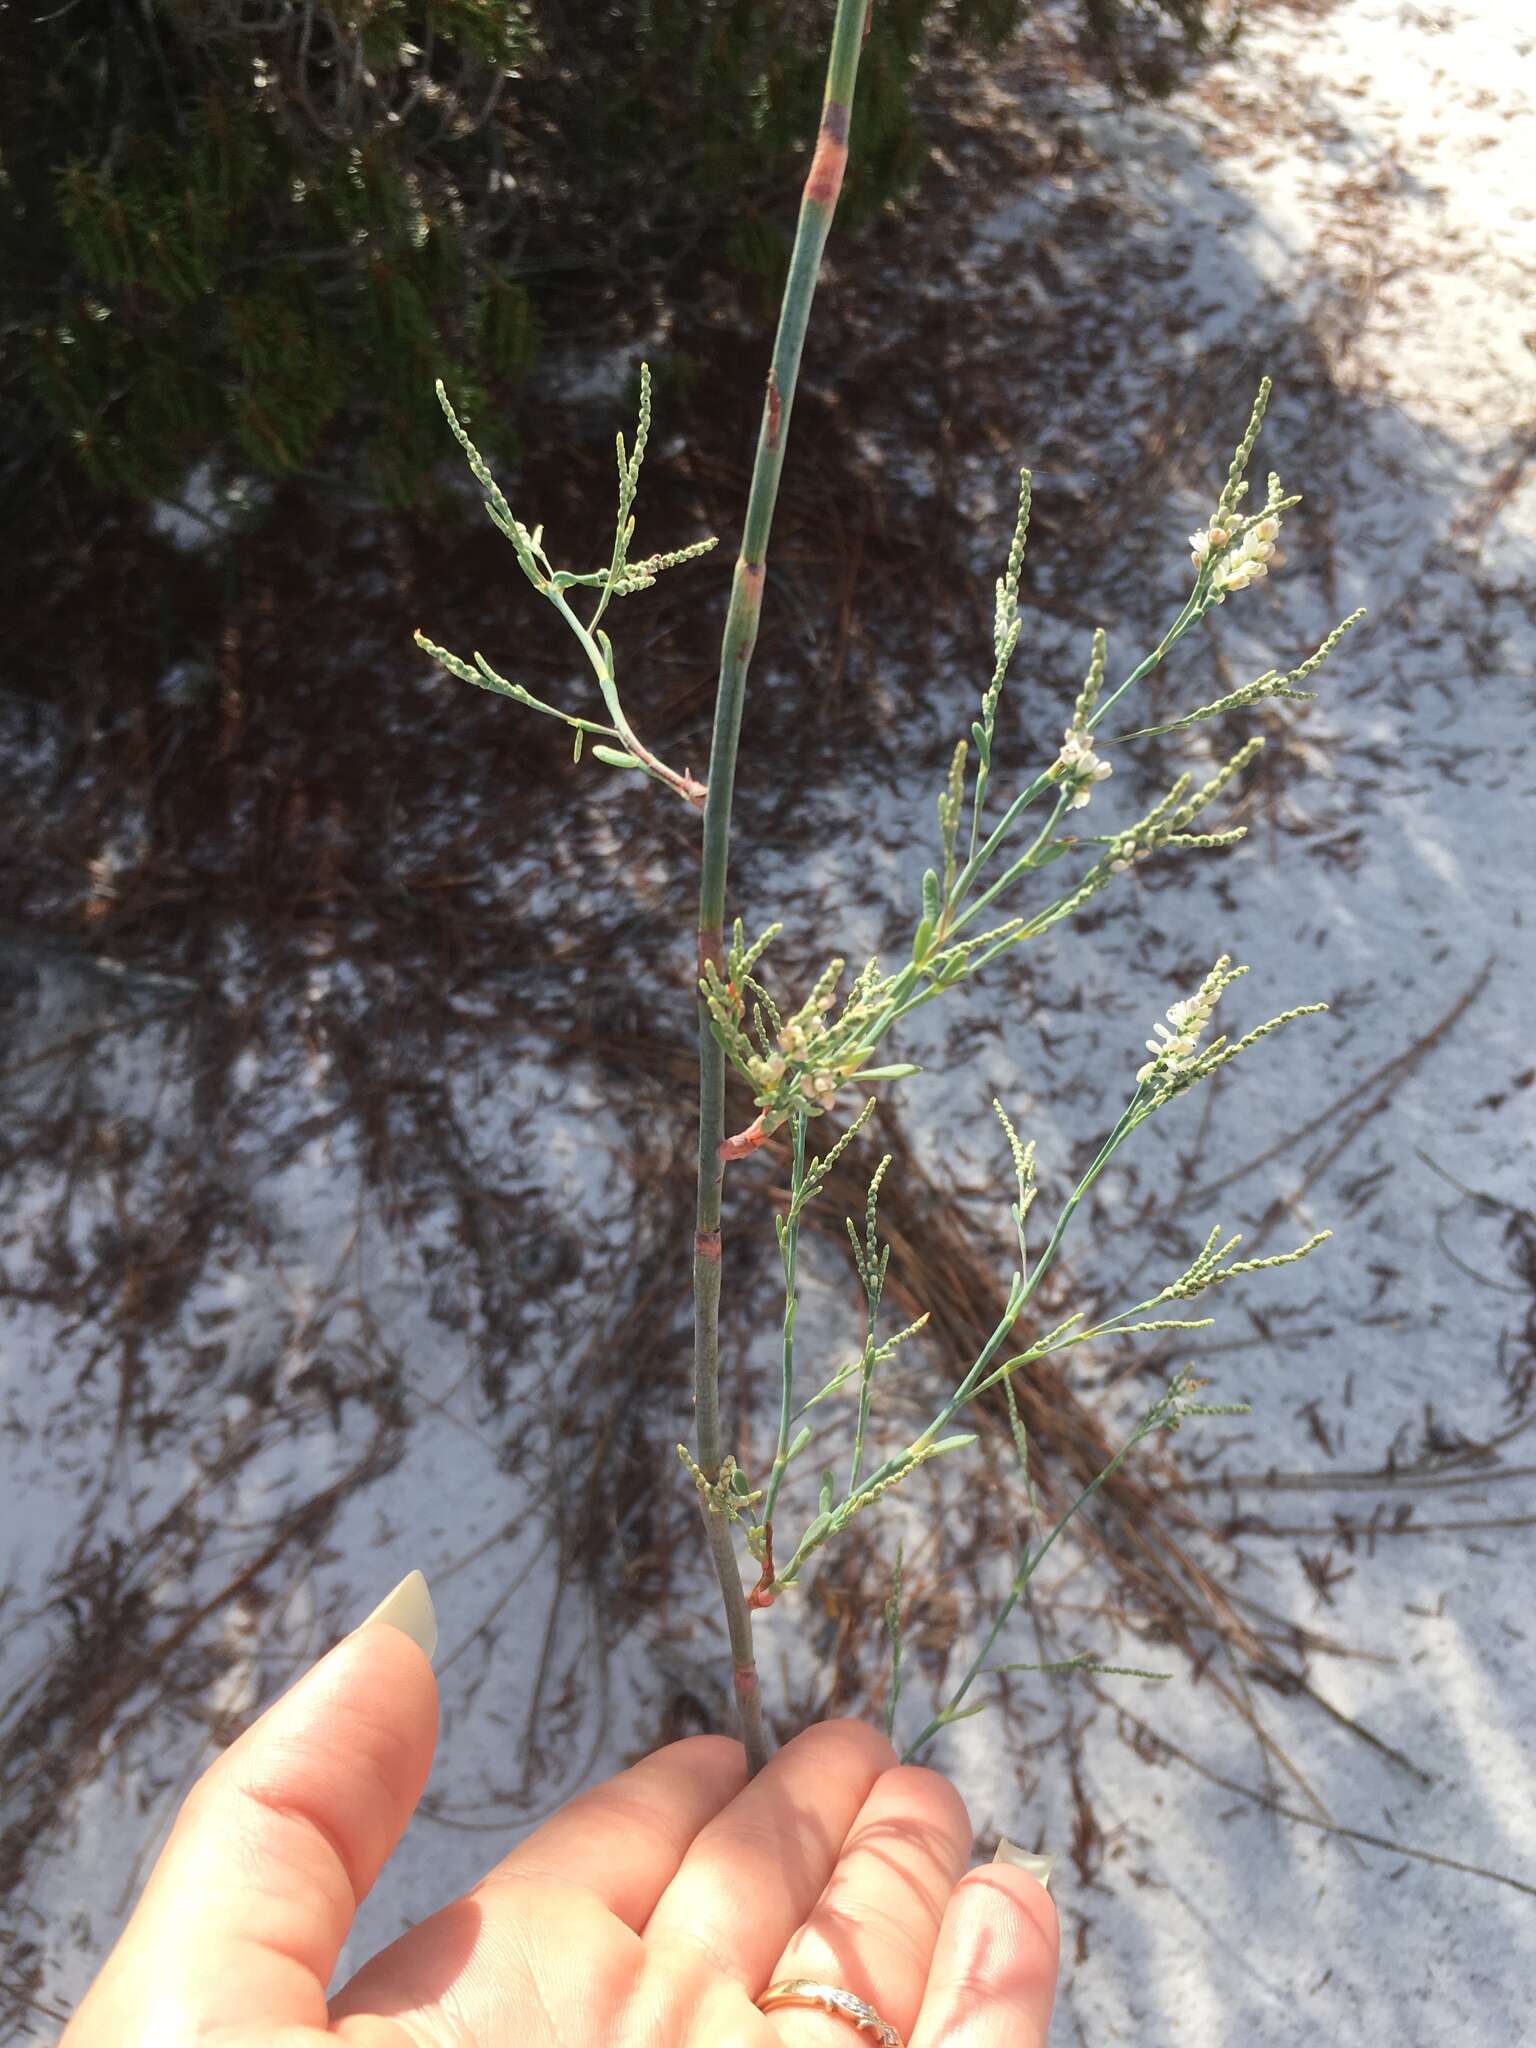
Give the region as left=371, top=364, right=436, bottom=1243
left=746, top=996, right=841, bottom=1109
left=1190, top=513, right=1282, bottom=596
left=1137, top=982, right=1221, bottom=1084
left=1053, top=726, right=1113, bottom=810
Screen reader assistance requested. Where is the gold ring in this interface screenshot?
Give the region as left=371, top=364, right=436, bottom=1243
left=757, top=1979, right=905, bottom=2046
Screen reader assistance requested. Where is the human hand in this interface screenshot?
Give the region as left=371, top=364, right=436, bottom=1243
left=64, top=1573, right=1058, bottom=2047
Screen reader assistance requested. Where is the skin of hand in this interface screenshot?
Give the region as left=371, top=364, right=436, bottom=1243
left=62, top=1606, right=1058, bottom=2048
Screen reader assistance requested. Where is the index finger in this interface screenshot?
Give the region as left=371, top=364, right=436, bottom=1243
left=477, top=1734, right=748, bottom=1930
left=63, top=1615, right=438, bottom=2046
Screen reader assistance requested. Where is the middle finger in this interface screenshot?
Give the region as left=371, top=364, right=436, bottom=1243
left=759, top=1764, right=970, bottom=2048
left=642, top=1719, right=895, bottom=1994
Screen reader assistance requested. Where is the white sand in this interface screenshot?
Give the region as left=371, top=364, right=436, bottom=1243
left=5, top=0, right=1532, bottom=2039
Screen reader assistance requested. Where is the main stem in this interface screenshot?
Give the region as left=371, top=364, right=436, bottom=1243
left=692, top=0, right=868, bottom=1778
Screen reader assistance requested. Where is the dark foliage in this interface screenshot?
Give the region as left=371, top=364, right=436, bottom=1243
left=2, top=0, right=1211, bottom=507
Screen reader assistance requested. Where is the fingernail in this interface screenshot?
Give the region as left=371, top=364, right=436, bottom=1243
left=994, top=1838, right=1054, bottom=1891
left=360, top=1570, right=438, bottom=1662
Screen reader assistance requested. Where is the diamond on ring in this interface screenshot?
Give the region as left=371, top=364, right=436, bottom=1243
left=756, top=1978, right=904, bottom=2047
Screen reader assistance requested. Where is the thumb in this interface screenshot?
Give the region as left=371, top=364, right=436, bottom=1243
left=64, top=1572, right=440, bottom=2048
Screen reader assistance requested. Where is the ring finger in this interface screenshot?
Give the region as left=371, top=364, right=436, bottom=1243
left=759, top=1764, right=971, bottom=2048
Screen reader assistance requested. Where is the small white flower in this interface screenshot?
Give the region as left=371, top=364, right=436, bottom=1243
left=1216, top=557, right=1264, bottom=594
left=1054, top=725, right=1113, bottom=809
left=1188, top=523, right=1230, bottom=568
left=1136, top=981, right=1223, bottom=1084
left=1193, top=510, right=1284, bottom=592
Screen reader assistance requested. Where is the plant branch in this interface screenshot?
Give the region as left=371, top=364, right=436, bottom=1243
left=691, top=0, right=868, bottom=1777
left=761, top=1114, right=809, bottom=1532
left=901, top=1379, right=1190, bottom=1759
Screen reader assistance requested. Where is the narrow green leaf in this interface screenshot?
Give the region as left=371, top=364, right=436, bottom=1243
left=922, top=869, right=941, bottom=923
left=911, top=917, right=934, bottom=962
left=591, top=745, right=644, bottom=770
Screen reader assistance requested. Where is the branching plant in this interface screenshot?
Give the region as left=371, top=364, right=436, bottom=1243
left=417, top=0, right=1359, bottom=1776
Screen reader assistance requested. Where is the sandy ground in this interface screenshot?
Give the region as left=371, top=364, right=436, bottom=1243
left=922, top=1, right=1536, bottom=2036
left=3, top=0, right=1533, bottom=2040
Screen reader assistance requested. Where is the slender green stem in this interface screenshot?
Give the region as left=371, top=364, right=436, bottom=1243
left=1088, top=599, right=1200, bottom=734
left=544, top=583, right=703, bottom=803
left=934, top=591, right=1202, bottom=936
left=949, top=789, right=1072, bottom=936
left=836, top=1286, right=1021, bottom=1520
left=848, top=1273, right=881, bottom=1496
left=950, top=768, right=1056, bottom=910
left=855, top=792, right=1067, bottom=1045
left=1013, top=1104, right=1141, bottom=1309
left=900, top=1401, right=1164, bottom=1760
left=691, top=0, right=868, bottom=1778
left=841, top=1097, right=1144, bottom=1511
left=762, top=1116, right=808, bottom=1527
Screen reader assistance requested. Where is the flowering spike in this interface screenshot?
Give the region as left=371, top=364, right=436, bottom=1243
left=1073, top=628, right=1107, bottom=730
left=1216, top=379, right=1271, bottom=524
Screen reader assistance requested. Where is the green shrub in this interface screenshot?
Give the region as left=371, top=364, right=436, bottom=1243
left=3, top=0, right=1211, bottom=508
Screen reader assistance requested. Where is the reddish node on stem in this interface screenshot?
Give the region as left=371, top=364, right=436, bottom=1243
left=695, top=1228, right=722, bottom=1263
left=733, top=1665, right=761, bottom=1705
left=698, top=926, right=724, bottom=978
left=747, top=1526, right=777, bottom=1609
left=719, top=1114, right=769, bottom=1162
left=806, top=103, right=850, bottom=207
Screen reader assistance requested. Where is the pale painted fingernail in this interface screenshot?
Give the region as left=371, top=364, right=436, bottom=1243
left=360, top=1570, right=438, bottom=1661
left=994, top=1838, right=1054, bottom=1891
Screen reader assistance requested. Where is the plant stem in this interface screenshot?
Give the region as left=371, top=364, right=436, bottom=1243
left=544, top=584, right=704, bottom=805
left=848, top=1300, right=878, bottom=1496
left=1088, top=599, right=1200, bottom=734
left=849, top=1099, right=1144, bottom=1507
left=691, top=0, right=868, bottom=1778
left=761, top=1114, right=808, bottom=1529
left=899, top=1400, right=1165, bottom=1761
left=948, top=789, right=1072, bottom=936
